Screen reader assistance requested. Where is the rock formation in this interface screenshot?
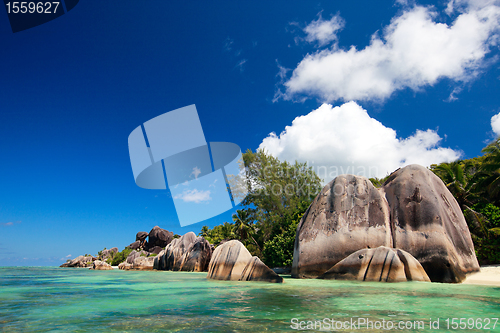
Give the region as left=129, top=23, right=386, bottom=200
left=292, top=174, right=391, bottom=278
left=131, top=256, right=155, bottom=270
left=60, top=255, right=95, bottom=268
left=148, top=226, right=173, bottom=249
left=318, top=246, right=430, bottom=282
left=383, top=165, right=479, bottom=282
left=126, top=250, right=148, bottom=264
left=136, top=231, right=148, bottom=248
left=207, top=240, right=283, bottom=283
left=154, top=232, right=212, bottom=272
left=178, top=236, right=213, bottom=272
left=292, top=164, right=479, bottom=283
left=118, top=262, right=132, bottom=270
left=127, top=241, right=142, bottom=250
left=98, top=247, right=118, bottom=261
left=91, top=260, right=113, bottom=270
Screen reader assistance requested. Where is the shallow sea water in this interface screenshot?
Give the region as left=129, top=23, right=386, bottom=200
left=0, top=267, right=499, bottom=332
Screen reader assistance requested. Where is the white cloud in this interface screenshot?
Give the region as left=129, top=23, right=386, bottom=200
left=235, top=59, right=247, bottom=72
left=303, top=14, right=344, bottom=46
left=280, top=2, right=500, bottom=102
left=174, top=189, right=212, bottom=203
left=191, top=167, right=201, bottom=179
left=1, top=221, right=20, bottom=227
left=491, top=111, right=500, bottom=136
left=259, top=102, right=460, bottom=183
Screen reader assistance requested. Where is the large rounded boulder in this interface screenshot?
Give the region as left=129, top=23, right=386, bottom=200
left=292, top=175, right=391, bottom=278
left=207, top=240, right=283, bottom=283
left=179, top=236, right=213, bottom=272
left=154, top=232, right=197, bottom=271
left=383, top=164, right=479, bottom=282
left=148, top=226, right=173, bottom=249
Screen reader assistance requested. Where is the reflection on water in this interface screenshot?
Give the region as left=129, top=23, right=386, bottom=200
left=0, top=267, right=499, bottom=332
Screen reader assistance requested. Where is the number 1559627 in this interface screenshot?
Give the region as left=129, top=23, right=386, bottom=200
left=5, top=2, right=61, bottom=14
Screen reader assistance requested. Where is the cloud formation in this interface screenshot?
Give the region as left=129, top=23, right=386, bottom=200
left=279, top=1, right=500, bottom=102
left=259, top=102, right=460, bottom=183
left=491, top=111, right=500, bottom=136
left=1, top=221, right=20, bottom=227
left=302, top=14, right=344, bottom=47
left=174, top=189, right=212, bottom=203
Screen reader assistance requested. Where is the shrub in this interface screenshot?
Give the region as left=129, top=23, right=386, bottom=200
left=109, top=247, right=133, bottom=266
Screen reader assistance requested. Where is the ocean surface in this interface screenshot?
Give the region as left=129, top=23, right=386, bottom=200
left=0, top=267, right=499, bottom=332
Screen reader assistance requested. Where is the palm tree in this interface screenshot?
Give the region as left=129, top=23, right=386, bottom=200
left=480, top=138, right=500, bottom=203
left=199, top=226, right=210, bottom=238
left=432, top=162, right=478, bottom=210
left=232, top=209, right=261, bottom=251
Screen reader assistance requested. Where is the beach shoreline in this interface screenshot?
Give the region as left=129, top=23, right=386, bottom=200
left=463, top=265, right=500, bottom=287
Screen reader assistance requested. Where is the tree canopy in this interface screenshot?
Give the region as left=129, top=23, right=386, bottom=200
left=200, top=149, right=321, bottom=266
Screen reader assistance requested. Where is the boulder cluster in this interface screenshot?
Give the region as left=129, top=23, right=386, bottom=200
left=60, top=255, right=96, bottom=268
left=60, top=164, right=479, bottom=284
left=154, top=232, right=213, bottom=272
left=292, top=164, right=480, bottom=283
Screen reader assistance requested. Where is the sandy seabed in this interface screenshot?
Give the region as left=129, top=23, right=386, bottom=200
left=463, top=265, right=500, bottom=286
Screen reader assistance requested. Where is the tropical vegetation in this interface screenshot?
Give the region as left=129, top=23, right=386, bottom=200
left=200, top=149, right=321, bottom=267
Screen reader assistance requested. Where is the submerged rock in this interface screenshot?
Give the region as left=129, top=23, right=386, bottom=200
left=207, top=240, right=283, bottom=283
left=318, top=246, right=430, bottom=282
left=292, top=164, right=479, bottom=283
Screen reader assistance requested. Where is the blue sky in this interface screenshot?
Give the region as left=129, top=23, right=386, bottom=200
left=1, top=0, right=500, bottom=266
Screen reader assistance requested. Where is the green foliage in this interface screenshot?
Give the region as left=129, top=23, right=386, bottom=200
left=473, top=236, right=500, bottom=264
left=239, top=149, right=321, bottom=244
left=369, top=175, right=390, bottom=188
left=473, top=203, right=500, bottom=229
left=262, top=202, right=307, bottom=268
left=97, top=248, right=107, bottom=259
left=109, top=247, right=133, bottom=266
left=199, top=222, right=236, bottom=247
left=201, top=149, right=320, bottom=264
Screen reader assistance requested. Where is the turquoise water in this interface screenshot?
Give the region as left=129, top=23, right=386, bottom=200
left=0, top=267, right=499, bottom=332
